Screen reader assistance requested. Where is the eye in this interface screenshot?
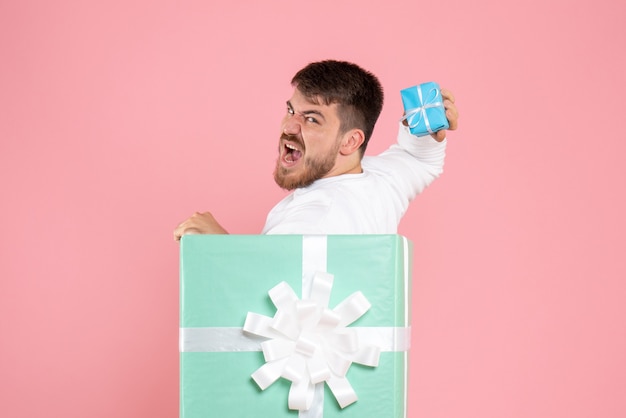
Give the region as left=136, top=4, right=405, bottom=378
left=306, top=116, right=318, bottom=124
left=287, top=107, right=294, bottom=115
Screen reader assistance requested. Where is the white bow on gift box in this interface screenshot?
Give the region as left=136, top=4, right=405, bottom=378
left=244, top=271, right=381, bottom=411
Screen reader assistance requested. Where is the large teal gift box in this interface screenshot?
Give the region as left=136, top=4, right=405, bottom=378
left=180, top=235, right=413, bottom=418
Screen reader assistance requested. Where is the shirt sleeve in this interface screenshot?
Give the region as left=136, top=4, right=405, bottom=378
left=363, top=122, right=447, bottom=201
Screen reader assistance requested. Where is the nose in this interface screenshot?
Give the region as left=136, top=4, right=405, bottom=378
left=282, top=113, right=303, bottom=135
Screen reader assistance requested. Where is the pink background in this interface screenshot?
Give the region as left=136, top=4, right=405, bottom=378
left=1, top=0, right=625, bottom=417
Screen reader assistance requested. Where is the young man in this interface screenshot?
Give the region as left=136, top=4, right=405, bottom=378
left=174, top=60, right=458, bottom=238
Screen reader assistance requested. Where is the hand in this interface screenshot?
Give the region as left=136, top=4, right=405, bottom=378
left=173, top=211, right=228, bottom=241
left=431, top=88, right=459, bottom=142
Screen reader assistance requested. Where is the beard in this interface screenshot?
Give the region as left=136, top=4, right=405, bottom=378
left=273, top=134, right=340, bottom=191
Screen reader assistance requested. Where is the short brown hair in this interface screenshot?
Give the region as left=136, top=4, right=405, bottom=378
left=291, top=60, right=384, bottom=155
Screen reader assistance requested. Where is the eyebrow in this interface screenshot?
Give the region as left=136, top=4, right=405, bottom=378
left=286, top=100, right=327, bottom=121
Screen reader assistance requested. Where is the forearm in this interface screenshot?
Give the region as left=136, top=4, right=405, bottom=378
left=374, top=123, right=447, bottom=197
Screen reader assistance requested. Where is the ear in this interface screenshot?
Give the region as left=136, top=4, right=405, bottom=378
left=339, top=129, right=365, bottom=156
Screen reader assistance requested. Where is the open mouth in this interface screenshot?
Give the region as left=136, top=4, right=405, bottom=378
left=281, top=140, right=303, bottom=166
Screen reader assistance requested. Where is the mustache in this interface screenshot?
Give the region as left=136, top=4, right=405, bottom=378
left=280, top=133, right=305, bottom=149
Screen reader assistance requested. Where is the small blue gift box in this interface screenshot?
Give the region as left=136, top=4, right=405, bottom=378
left=400, top=82, right=449, bottom=136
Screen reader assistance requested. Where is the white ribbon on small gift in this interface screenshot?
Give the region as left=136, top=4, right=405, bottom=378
left=179, top=235, right=412, bottom=418
left=401, top=85, right=444, bottom=134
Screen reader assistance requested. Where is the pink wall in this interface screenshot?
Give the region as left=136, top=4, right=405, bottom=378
left=1, top=1, right=625, bottom=417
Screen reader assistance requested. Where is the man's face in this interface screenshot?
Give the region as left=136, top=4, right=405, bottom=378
left=273, top=88, right=344, bottom=190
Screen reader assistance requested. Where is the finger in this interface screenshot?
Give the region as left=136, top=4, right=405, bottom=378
left=174, top=224, right=184, bottom=241
left=440, top=88, right=455, bottom=103
left=443, top=99, right=459, bottom=131
left=446, top=105, right=458, bottom=130
left=173, top=224, right=200, bottom=241
left=431, top=129, right=446, bottom=142
left=443, top=99, right=458, bottom=117
left=173, top=218, right=190, bottom=241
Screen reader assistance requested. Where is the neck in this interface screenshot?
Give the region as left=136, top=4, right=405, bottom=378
left=323, top=154, right=363, bottom=179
